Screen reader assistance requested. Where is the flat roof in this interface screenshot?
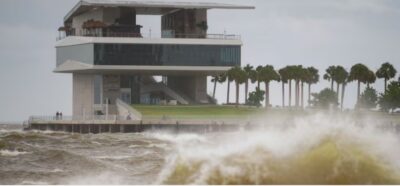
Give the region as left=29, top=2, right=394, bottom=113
left=65, top=0, right=255, bottom=22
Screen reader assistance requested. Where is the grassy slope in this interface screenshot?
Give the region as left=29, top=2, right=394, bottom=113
left=132, top=105, right=263, bottom=119
left=131, top=104, right=400, bottom=121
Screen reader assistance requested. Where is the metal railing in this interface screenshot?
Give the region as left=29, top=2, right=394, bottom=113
left=56, top=31, right=241, bottom=41
left=29, top=115, right=127, bottom=122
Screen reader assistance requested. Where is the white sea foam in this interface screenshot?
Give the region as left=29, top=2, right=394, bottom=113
left=49, top=168, right=64, bottom=173
left=20, top=180, right=49, bottom=185
left=95, top=155, right=132, bottom=160
left=0, top=149, right=30, bottom=156
left=155, top=112, right=400, bottom=184
left=61, top=171, right=127, bottom=185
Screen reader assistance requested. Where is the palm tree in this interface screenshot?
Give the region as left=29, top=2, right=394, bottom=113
left=340, top=81, right=348, bottom=111
left=299, top=67, right=309, bottom=108
left=211, top=75, right=218, bottom=98
left=258, top=65, right=280, bottom=108
left=292, top=65, right=303, bottom=107
left=366, top=70, right=376, bottom=88
left=303, top=67, right=319, bottom=107
left=255, top=65, right=263, bottom=89
left=211, top=73, right=226, bottom=99
left=226, top=68, right=235, bottom=104
left=243, top=64, right=254, bottom=103
left=286, top=65, right=296, bottom=107
left=279, top=67, right=289, bottom=107
left=324, top=66, right=336, bottom=90
left=333, top=66, right=348, bottom=110
left=376, top=62, right=397, bottom=94
left=229, top=66, right=247, bottom=107
left=348, top=63, right=370, bottom=103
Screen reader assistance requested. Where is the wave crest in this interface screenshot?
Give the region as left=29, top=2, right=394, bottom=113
left=157, top=113, right=400, bottom=184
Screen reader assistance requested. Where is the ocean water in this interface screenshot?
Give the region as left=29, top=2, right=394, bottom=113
left=1, top=112, right=400, bottom=184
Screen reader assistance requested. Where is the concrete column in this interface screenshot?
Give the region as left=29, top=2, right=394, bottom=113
left=102, top=75, right=121, bottom=115
left=73, top=73, right=95, bottom=116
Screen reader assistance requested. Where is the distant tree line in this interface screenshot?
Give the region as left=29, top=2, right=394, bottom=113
left=211, top=62, right=400, bottom=112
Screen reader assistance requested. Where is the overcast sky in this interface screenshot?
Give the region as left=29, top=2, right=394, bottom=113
left=0, top=0, right=399, bottom=122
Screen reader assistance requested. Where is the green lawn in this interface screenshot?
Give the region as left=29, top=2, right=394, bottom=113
left=131, top=104, right=400, bottom=121
left=131, top=105, right=263, bottom=119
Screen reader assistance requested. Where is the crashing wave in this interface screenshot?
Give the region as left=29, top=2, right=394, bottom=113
left=156, top=113, right=400, bottom=184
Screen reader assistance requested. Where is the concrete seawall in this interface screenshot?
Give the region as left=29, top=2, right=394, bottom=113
left=25, top=111, right=400, bottom=134
left=27, top=122, right=254, bottom=134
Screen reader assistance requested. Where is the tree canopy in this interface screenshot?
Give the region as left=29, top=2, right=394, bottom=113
left=258, top=65, right=280, bottom=83
left=378, top=81, right=400, bottom=112
left=247, top=87, right=265, bottom=107
left=333, top=66, right=348, bottom=84
left=358, top=87, right=378, bottom=109
left=310, top=88, right=338, bottom=109
left=348, top=63, right=370, bottom=83
left=376, top=62, right=397, bottom=82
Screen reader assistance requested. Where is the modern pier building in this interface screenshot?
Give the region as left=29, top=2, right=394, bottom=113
left=56, top=0, right=254, bottom=117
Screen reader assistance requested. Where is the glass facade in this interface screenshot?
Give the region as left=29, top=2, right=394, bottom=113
left=120, top=75, right=141, bottom=104
left=94, top=44, right=240, bottom=66
left=56, top=44, right=94, bottom=66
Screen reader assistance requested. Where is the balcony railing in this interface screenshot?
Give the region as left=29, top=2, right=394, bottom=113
left=56, top=31, right=241, bottom=41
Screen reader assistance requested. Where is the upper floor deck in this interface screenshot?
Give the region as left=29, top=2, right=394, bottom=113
left=57, top=0, right=253, bottom=42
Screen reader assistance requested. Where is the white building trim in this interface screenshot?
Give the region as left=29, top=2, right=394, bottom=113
left=54, top=61, right=231, bottom=75
left=56, top=36, right=242, bottom=47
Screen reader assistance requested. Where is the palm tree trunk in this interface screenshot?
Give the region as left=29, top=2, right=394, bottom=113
left=289, top=80, right=292, bottom=107
left=336, top=82, right=340, bottom=103
left=295, top=80, right=299, bottom=107
left=212, top=80, right=217, bottom=99
left=257, top=81, right=260, bottom=89
left=227, top=79, right=230, bottom=104
left=245, top=81, right=249, bottom=103
left=282, top=81, right=285, bottom=107
left=331, top=80, right=334, bottom=90
left=341, top=83, right=346, bottom=111
left=308, top=83, right=311, bottom=106
left=265, top=81, right=269, bottom=108
left=235, top=82, right=239, bottom=108
left=384, top=78, right=387, bottom=94
left=357, top=80, right=361, bottom=102
left=297, top=81, right=300, bottom=107
left=301, top=81, right=304, bottom=108
left=294, top=80, right=297, bottom=107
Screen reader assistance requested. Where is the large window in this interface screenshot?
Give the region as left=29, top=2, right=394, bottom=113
left=56, top=44, right=94, bottom=66
left=94, top=44, right=240, bottom=66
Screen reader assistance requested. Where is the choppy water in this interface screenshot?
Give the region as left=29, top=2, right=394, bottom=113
left=1, top=113, right=400, bottom=184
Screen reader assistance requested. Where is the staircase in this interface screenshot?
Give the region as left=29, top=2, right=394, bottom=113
left=141, top=83, right=190, bottom=105
left=116, top=98, right=142, bottom=120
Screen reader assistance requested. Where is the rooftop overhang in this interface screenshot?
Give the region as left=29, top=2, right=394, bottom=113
left=64, top=0, right=255, bottom=23
left=54, top=60, right=231, bottom=76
